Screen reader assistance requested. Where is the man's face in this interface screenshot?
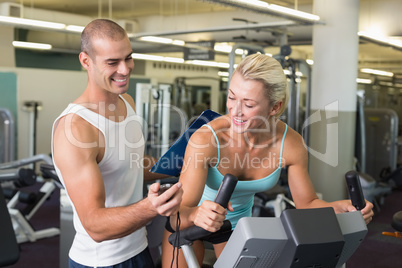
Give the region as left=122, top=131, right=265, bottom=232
left=88, top=36, right=134, bottom=95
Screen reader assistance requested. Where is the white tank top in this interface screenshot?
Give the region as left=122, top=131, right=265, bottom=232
left=52, top=95, right=147, bottom=266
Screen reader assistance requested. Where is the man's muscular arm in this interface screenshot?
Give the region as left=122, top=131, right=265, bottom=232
left=53, top=114, right=182, bottom=242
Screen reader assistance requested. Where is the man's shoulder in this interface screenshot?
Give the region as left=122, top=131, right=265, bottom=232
left=120, top=93, right=136, bottom=111
left=54, top=112, right=99, bottom=141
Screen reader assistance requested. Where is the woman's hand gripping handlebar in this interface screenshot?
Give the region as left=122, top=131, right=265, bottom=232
left=168, top=173, right=238, bottom=247
left=345, top=171, right=366, bottom=211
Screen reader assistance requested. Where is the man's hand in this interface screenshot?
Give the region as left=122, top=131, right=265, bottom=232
left=147, top=182, right=183, bottom=216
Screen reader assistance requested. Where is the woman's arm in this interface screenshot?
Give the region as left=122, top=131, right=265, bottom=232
left=285, top=128, right=374, bottom=224
left=170, top=125, right=229, bottom=232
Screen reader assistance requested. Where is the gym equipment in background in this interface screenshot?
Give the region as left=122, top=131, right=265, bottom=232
left=354, top=97, right=393, bottom=209
left=135, top=83, right=175, bottom=158
left=363, top=108, right=399, bottom=183
left=0, top=181, right=19, bottom=267
left=0, top=108, right=15, bottom=164
left=382, top=211, right=402, bottom=238
left=0, top=154, right=60, bottom=243
left=22, top=101, right=42, bottom=166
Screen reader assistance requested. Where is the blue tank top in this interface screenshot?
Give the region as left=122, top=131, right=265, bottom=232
left=198, top=124, right=288, bottom=229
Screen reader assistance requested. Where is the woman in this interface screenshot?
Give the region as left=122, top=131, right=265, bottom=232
left=161, top=53, right=373, bottom=267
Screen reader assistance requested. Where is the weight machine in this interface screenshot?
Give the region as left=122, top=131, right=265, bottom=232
left=136, top=83, right=188, bottom=158
left=0, top=108, right=15, bottom=164
left=0, top=154, right=60, bottom=243
left=0, top=180, right=19, bottom=266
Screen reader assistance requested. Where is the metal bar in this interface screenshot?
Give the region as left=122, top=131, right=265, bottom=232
left=0, top=154, right=52, bottom=170
left=181, top=245, right=201, bottom=268
left=0, top=108, right=15, bottom=163
left=132, top=21, right=298, bottom=39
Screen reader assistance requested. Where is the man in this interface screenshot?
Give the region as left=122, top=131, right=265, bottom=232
left=52, top=19, right=183, bottom=268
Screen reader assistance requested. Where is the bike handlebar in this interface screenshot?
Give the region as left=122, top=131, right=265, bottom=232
left=169, top=173, right=238, bottom=247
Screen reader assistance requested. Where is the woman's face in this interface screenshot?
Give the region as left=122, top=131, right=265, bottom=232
left=226, top=72, right=278, bottom=134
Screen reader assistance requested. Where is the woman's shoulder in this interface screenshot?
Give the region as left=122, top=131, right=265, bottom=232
left=207, top=114, right=231, bottom=131
left=280, top=121, right=302, bottom=141
left=189, top=115, right=230, bottom=146
left=281, top=122, right=308, bottom=162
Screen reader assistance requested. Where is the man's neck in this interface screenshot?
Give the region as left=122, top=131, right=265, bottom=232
left=75, top=88, right=126, bottom=121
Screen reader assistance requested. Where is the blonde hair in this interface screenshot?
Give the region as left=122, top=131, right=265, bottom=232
left=233, top=53, right=288, bottom=118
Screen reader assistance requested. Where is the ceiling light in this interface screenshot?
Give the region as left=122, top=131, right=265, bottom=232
left=358, top=31, right=402, bottom=49
left=65, top=25, right=85, bottom=33
left=172, top=40, right=185, bottom=46
left=12, top=41, right=52, bottom=50
left=356, top=78, right=372, bottom=84
left=214, top=43, right=246, bottom=55
left=360, top=68, right=394, bottom=77
left=268, top=4, right=320, bottom=21
left=0, top=15, right=65, bottom=29
left=163, top=57, right=185, bottom=63
left=139, top=36, right=173, bottom=44
left=132, top=52, right=232, bottom=68
left=214, top=43, right=232, bottom=53
left=132, top=53, right=185, bottom=63
left=139, top=36, right=184, bottom=46
left=0, top=15, right=87, bottom=33
left=218, top=71, right=229, bottom=77
left=187, top=60, right=230, bottom=68
left=202, top=0, right=322, bottom=23
left=283, top=70, right=303, bottom=76
left=132, top=53, right=164, bottom=61
left=236, top=0, right=268, bottom=8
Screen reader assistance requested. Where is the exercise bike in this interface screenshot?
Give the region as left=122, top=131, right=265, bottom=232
left=169, top=171, right=368, bottom=268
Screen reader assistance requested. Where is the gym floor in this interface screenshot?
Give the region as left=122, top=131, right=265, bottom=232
left=4, top=184, right=402, bottom=268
